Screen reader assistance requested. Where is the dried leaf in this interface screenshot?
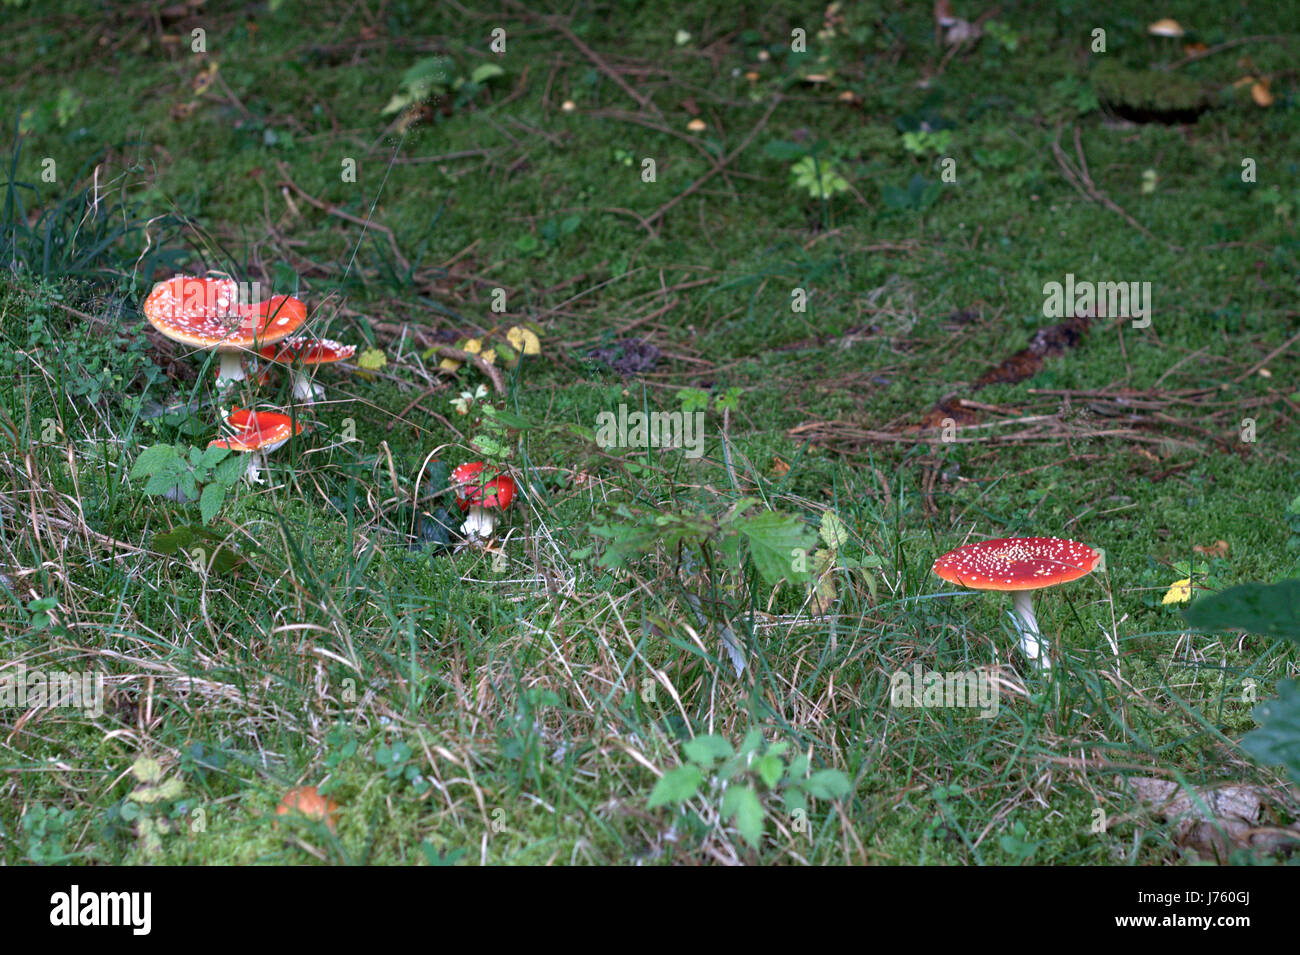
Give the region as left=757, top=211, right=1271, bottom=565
left=1192, top=540, right=1229, bottom=558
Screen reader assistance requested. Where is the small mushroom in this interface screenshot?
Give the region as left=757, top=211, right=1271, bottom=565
left=275, top=785, right=339, bottom=833
left=209, top=406, right=303, bottom=484
left=449, top=462, right=515, bottom=540
left=1146, top=18, right=1185, bottom=38
left=143, top=276, right=307, bottom=389
left=932, top=536, right=1101, bottom=670
left=257, top=337, right=356, bottom=402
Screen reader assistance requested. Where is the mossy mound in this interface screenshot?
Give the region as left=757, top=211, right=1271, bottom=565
left=1090, top=62, right=1211, bottom=123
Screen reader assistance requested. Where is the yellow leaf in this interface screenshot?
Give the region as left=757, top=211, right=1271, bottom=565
left=463, top=338, right=483, bottom=354
left=356, top=348, right=386, bottom=380
left=130, top=756, right=164, bottom=784
left=1162, top=578, right=1192, bottom=605
left=506, top=325, right=541, bottom=355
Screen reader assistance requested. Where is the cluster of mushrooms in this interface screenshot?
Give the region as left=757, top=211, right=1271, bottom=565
left=143, top=275, right=356, bottom=483
left=144, top=275, right=516, bottom=543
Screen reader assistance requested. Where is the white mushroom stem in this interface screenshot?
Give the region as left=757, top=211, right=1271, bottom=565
left=216, top=352, right=248, bottom=388
left=1010, top=590, right=1051, bottom=670
left=289, top=372, right=324, bottom=403
left=460, top=506, right=497, bottom=540
left=242, top=438, right=289, bottom=485
left=244, top=449, right=267, bottom=485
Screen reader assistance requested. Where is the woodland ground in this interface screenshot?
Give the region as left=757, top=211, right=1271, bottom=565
left=1, top=0, right=1298, bottom=864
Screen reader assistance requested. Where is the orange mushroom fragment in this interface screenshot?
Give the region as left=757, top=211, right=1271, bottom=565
left=275, top=785, right=339, bottom=833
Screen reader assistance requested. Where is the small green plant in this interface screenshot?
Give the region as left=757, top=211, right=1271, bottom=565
left=789, top=155, right=850, bottom=200
left=120, top=756, right=188, bottom=857
left=901, top=128, right=952, bottom=157
left=20, top=803, right=79, bottom=863
left=648, top=729, right=851, bottom=847
left=129, top=442, right=246, bottom=523
left=375, top=738, right=430, bottom=794
left=982, top=20, right=1020, bottom=52
left=381, top=57, right=505, bottom=117
left=999, top=821, right=1042, bottom=862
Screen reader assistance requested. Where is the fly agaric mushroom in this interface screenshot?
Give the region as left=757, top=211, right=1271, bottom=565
left=143, top=275, right=307, bottom=388
left=275, top=785, right=339, bottom=833
left=209, top=407, right=303, bottom=484
left=449, top=462, right=515, bottom=540
left=257, top=337, right=355, bottom=402
left=932, top=536, right=1101, bottom=670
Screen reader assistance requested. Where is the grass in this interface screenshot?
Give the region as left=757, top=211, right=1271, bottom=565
left=1, top=0, right=1299, bottom=865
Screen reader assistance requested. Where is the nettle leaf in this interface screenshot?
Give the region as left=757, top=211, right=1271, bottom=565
left=721, top=784, right=764, bottom=846
left=755, top=754, right=785, bottom=789
left=735, top=511, right=816, bottom=587
left=683, top=734, right=734, bottom=768
left=198, top=444, right=230, bottom=470
left=803, top=769, right=851, bottom=800
left=199, top=483, right=225, bottom=525
left=143, top=468, right=186, bottom=497
left=648, top=765, right=703, bottom=808
left=1243, top=679, right=1300, bottom=785
left=1184, top=579, right=1300, bottom=643
left=130, top=444, right=180, bottom=480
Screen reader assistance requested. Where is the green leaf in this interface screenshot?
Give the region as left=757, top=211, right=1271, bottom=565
left=737, top=728, right=765, bottom=757
left=755, top=754, right=785, bottom=789
left=1183, top=579, right=1300, bottom=643
left=803, top=769, right=851, bottom=800
left=470, top=63, right=505, bottom=85
left=736, top=511, right=816, bottom=587
left=648, top=765, right=703, bottom=808
left=721, top=785, right=764, bottom=846
left=198, top=444, right=230, bottom=470
left=130, top=444, right=179, bottom=480
left=683, top=734, right=734, bottom=767
left=152, top=526, right=196, bottom=555
left=199, top=483, right=225, bottom=525
left=1243, top=679, right=1300, bottom=785
left=143, top=468, right=185, bottom=497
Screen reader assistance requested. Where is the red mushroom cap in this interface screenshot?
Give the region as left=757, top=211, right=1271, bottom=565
left=208, top=407, right=303, bottom=452
left=449, top=463, right=515, bottom=511
left=143, top=276, right=307, bottom=350
left=258, top=337, right=355, bottom=366
left=450, top=461, right=488, bottom=500
left=474, top=474, right=515, bottom=510
left=932, top=536, right=1100, bottom=592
